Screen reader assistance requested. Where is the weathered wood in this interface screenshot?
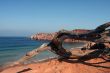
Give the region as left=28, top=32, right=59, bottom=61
left=13, top=22, right=110, bottom=65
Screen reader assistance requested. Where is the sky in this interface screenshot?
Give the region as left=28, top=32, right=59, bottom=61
left=0, top=0, right=110, bottom=36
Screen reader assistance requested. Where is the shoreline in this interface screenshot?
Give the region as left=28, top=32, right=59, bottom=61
left=1, top=48, right=110, bottom=73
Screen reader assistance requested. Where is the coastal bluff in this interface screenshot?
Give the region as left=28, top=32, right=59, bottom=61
left=31, top=29, right=91, bottom=42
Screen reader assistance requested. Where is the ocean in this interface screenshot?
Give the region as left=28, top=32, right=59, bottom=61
left=0, top=37, right=85, bottom=66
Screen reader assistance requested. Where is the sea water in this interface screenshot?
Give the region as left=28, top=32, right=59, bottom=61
left=0, top=37, right=85, bottom=66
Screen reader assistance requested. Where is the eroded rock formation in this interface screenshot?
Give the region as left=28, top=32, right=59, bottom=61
left=31, top=29, right=91, bottom=42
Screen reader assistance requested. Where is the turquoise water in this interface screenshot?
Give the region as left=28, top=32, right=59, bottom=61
left=0, top=37, right=85, bottom=66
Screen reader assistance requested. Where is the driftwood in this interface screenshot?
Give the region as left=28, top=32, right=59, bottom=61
left=13, top=22, right=110, bottom=65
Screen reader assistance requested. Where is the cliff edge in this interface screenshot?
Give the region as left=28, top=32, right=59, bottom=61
left=1, top=58, right=110, bottom=73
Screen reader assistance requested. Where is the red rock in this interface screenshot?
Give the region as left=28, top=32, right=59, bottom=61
left=31, top=29, right=91, bottom=42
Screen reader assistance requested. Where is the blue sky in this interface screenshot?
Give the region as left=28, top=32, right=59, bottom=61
left=0, top=0, right=110, bottom=36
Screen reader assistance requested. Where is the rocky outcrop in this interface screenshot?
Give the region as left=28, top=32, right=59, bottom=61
left=31, top=29, right=91, bottom=42
left=31, top=33, right=54, bottom=40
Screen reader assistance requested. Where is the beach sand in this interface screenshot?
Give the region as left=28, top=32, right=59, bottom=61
left=1, top=58, right=110, bottom=73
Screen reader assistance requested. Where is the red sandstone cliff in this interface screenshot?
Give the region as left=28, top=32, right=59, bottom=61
left=31, top=29, right=91, bottom=42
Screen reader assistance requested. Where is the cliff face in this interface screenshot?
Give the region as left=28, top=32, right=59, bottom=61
left=31, top=33, right=54, bottom=40
left=31, top=29, right=91, bottom=42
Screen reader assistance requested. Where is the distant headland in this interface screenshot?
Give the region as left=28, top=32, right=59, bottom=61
left=31, top=29, right=91, bottom=42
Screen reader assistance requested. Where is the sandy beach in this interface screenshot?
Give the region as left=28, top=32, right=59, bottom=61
left=1, top=58, right=110, bottom=73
